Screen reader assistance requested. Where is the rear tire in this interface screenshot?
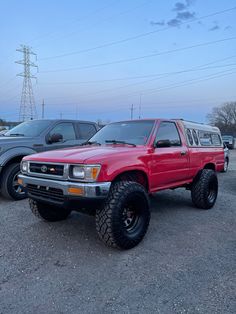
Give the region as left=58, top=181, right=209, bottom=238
left=29, top=199, right=71, bottom=222
left=1, top=163, right=27, bottom=200
left=96, top=181, right=150, bottom=249
left=191, top=169, right=218, bottom=209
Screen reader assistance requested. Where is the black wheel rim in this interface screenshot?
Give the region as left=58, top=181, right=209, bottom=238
left=12, top=171, right=25, bottom=195
left=121, top=193, right=147, bottom=234
left=207, top=179, right=217, bottom=203
left=122, top=205, right=139, bottom=232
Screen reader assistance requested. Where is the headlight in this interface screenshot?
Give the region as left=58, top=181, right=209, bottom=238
left=70, top=165, right=101, bottom=181
left=21, top=161, right=28, bottom=173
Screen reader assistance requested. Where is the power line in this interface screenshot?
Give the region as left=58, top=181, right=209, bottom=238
left=33, top=0, right=151, bottom=49
left=1, top=95, right=233, bottom=117
left=0, top=76, right=17, bottom=89
left=38, top=55, right=236, bottom=85
left=38, top=64, right=236, bottom=103
left=94, top=69, right=236, bottom=101
left=40, top=37, right=236, bottom=73
left=82, top=70, right=236, bottom=104
left=30, top=0, right=119, bottom=44
left=143, top=70, right=236, bottom=96
left=39, top=6, right=236, bottom=61
left=45, top=63, right=236, bottom=100
left=38, top=69, right=236, bottom=107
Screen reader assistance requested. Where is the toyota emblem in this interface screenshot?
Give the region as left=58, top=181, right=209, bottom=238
left=41, top=165, right=48, bottom=173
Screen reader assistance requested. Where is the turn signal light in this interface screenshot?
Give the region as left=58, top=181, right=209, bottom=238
left=68, top=187, right=84, bottom=196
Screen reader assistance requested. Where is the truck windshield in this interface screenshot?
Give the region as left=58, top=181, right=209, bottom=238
left=89, top=121, right=155, bottom=145
left=5, top=120, right=52, bottom=137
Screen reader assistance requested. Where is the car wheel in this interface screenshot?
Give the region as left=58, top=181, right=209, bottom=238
left=191, top=169, right=218, bottom=209
left=96, top=181, right=150, bottom=249
left=29, top=199, right=71, bottom=222
left=1, top=163, right=27, bottom=200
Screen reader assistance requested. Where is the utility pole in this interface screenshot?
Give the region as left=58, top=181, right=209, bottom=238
left=42, top=99, right=45, bottom=119
left=16, top=45, right=38, bottom=121
left=76, top=104, right=78, bottom=120
left=130, top=104, right=134, bottom=120
left=139, top=94, right=142, bottom=119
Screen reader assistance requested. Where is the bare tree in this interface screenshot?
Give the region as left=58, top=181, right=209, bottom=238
left=207, top=102, right=236, bottom=135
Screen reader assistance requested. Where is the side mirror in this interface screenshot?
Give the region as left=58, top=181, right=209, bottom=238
left=48, top=133, right=63, bottom=144
left=155, top=139, right=171, bottom=148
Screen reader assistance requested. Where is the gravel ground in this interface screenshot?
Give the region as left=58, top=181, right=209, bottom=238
left=0, top=151, right=236, bottom=314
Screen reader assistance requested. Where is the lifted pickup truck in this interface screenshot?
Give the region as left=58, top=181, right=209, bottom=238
left=0, top=119, right=99, bottom=200
left=19, top=119, right=224, bottom=249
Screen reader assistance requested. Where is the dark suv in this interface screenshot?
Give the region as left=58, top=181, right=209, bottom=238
left=0, top=119, right=99, bottom=200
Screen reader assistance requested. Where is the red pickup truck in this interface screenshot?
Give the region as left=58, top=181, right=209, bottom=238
left=19, top=119, right=224, bottom=249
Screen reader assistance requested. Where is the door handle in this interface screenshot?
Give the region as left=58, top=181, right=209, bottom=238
left=180, top=151, right=187, bottom=156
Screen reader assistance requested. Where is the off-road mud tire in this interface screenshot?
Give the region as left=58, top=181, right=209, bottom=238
left=96, top=181, right=150, bottom=249
left=29, top=199, right=71, bottom=222
left=191, top=169, right=218, bottom=209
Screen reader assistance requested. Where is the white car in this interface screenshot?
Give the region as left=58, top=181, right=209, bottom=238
left=222, top=143, right=229, bottom=172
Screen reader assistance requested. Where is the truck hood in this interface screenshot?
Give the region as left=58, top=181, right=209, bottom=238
left=25, top=145, right=148, bottom=164
left=0, top=136, right=35, bottom=146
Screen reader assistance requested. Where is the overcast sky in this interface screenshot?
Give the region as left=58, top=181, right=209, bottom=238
left=0, top=0, right=236, bottom=123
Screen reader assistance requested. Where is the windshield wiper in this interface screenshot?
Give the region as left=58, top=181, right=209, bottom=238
left=105, top=140, right=136, bottom=147
left=9, top=133, right=25, bottom=136
left=81, top=140, right=101, bottom=146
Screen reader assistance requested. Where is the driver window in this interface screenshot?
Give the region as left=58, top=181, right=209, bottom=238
left=155, top=122, right=181, bottom=146
left=49, top=123, right=76, bottom=142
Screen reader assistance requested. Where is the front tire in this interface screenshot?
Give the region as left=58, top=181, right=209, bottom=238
left=1, top=163, right=27, bottom=200
left=29, top=199, right=71, bottom=222
left=96, top=181, right=150, bottom=249
left=191, top=169, right=218, bottom=209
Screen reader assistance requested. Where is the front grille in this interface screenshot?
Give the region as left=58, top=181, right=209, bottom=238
left=29, top=163, right=64, bottom=176
left=27, top=184, right=64, bottom=203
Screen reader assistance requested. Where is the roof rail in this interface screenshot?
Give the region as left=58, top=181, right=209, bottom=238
left=172, top=118, right=205, bottom=125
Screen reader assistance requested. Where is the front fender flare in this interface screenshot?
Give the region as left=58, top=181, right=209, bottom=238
left=0, top=147, right=37, bottom=166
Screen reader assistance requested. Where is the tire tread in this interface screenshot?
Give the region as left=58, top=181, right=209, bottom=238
left=96, top=181, right=150, bottom=249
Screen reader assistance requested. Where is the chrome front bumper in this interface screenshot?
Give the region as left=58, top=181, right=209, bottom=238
left=18, top=174, right=111, bottom=199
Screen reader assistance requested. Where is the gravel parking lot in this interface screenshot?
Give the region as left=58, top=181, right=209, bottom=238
left=1, top=151, right=236, bottom=314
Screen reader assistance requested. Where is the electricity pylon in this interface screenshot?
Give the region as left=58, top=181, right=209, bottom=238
left=16, top=45, right=38, bottom=121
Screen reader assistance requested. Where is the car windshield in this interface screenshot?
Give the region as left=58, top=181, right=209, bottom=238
left=5, top=120, right=52, bottom=137
left=89, top=120, right=155, bottom=145
left=222, top=136, right=233, bottom=140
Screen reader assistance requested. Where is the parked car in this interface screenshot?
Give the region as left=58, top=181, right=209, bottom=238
left=222, top=142, right=229, bottom=172
left=222, top=135, right=235, bottom=149
left=19, top=119, right=224, bottom=249
left=0, top=129, right=8, bottom=136
left=0, top=119, right=99, bottom=200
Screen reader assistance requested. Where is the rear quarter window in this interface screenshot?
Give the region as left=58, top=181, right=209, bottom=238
left=211, top=134, right=222, bottom=146
left=199, top=132, right=212, bottom=146
left=186, top=129, right=194, bottom=145
left=199, top=131, right=222, bottom=146
left=192, top=129, right=199, bottom=145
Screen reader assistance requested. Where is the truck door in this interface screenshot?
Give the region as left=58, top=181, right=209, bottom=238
left=150, top=121, right=190, bottom=190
